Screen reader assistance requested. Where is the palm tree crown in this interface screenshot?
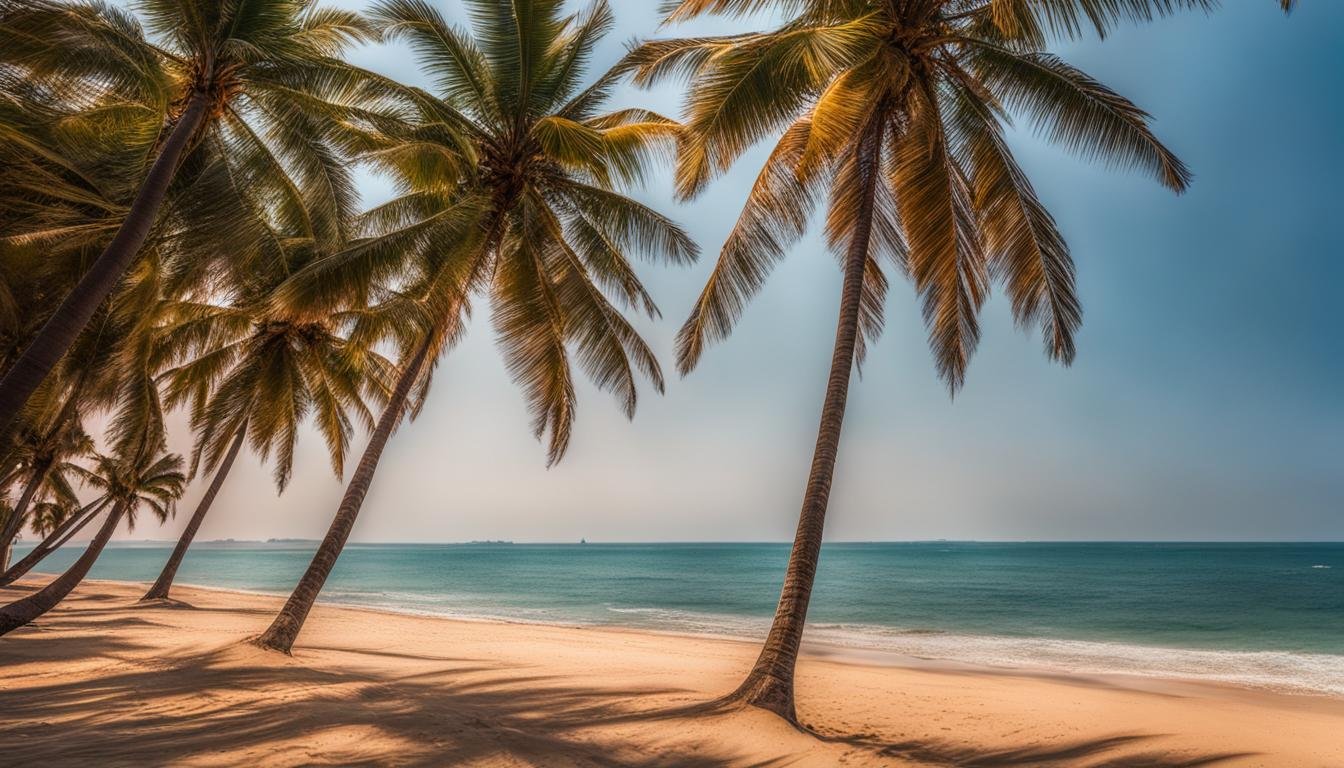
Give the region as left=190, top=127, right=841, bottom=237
left=3, top=0, right=378, bottom=249
left=284, top=0, right=700, bottom=464
left=72, top=448, right=185, bottom=531
left=157, top=240, right=392, bottom=491
left=634, top=0, right=1198, bottom=386
left=0, top=0, right=384, bottom=435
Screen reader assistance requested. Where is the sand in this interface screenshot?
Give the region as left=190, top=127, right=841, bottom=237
left=1, top=578, right=1342, bottom=767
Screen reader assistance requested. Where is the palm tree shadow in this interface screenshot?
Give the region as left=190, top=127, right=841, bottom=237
left=0, top=617, right=789, bottom=767
left=0, top=594, right=1264, bottom=767
left=136, top=596, right=197, bottom=610
left=802, top=726, right=1256, bottom=767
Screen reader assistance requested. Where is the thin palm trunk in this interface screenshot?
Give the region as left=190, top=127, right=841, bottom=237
left=0, top=459, right=52, bottom=570
left=0, top=497, right=109, bottom=586
left=0, top=500, right=125, bottom=636
left=142, top=421, right=247, bottom=601
left=0, top=90, right=211, bottom=438
left=256, top=337, right=433, bottom=653
left=729, top=121, right=882, bottom=722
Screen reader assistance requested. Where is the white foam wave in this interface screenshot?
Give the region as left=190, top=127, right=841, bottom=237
left=603, top=608, right=1344, bottom=698
left=800, top=624, right=1344, bottom=697
left=153, top=580, right=1344, bottom=699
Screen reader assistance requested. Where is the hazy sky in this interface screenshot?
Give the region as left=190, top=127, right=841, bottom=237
left=106, top=1, right=1342, bottom=544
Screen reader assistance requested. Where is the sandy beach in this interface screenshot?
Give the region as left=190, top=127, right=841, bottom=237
left=0, top=578, right=1339, bottom=766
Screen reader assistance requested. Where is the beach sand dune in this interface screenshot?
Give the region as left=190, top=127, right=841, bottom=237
left=1, top=578, right=1341, bottom=766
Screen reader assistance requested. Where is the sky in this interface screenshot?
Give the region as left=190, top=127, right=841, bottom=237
left=106, top=1, right=1343, bottom=544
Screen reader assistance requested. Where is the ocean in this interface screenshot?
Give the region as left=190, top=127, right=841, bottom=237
left=15, top=541, right=1344, bottom=696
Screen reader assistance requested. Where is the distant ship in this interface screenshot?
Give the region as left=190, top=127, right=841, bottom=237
left=580, top=538, right=587, bottom=545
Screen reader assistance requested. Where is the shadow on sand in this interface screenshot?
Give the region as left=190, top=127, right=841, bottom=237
left=0, top=589, right=1259, bottom=767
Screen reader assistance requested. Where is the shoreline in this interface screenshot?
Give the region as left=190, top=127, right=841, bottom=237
left=29, top=572, right=1344, bottom=700
left=3, top=578, right=1344, bottom=765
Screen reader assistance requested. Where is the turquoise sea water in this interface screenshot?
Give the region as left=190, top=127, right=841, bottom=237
left=17, top=541, right=1344, bottom=695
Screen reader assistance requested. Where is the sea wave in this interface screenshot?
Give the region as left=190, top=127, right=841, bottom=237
left=802, top=624, right=1344, bottom=698
left=581, top=605, right=1344, bottom=697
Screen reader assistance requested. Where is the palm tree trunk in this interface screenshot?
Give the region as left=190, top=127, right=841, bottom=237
left=729, top=121, right=882, bottom=722
left=256, top=337, right=433, bottom=653
left=0, top=459, right=54, bottom=571
left=0, top=89, right=212, bottom=438
left=0, top=498, right=108, bottom=587
left=142, top=422, right=247, bottom=601
left=0, top=500, right=125, bottom=636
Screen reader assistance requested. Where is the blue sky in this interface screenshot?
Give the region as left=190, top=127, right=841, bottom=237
left=121, top=1, right=1342, bottom=543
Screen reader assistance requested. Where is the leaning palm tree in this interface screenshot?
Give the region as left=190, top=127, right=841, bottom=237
left=139, top=240, right=391, bottom=602
left=253, top=0, right=698, bottom=653
left=0, top=389, right=92, bottom=569
left=0, top=0, right=380, bottom=435
left=0, top=495, right=111, bottom=586
left=627, top=0, right=1215, bottom=720
left=0, top=446, right=185, bottom=635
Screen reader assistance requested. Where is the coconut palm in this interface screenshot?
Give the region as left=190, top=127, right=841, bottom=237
left=138, top=239, right=392, bottom=602
left=0, top=389, right=92, bottom=569
left=0, top=0, right=381, bottom=435
left=252, top=0, right=698, bottom=653
left=27, top=497, right=82, bottom=537
left=0, top=496, right=111, bottom=586
left=0, top=445, right=184, bottom=635
left=624, top=0, right=1223, bottom=720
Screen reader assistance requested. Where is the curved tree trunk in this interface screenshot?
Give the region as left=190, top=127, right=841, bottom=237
left=0, top=497, right=108, bottom=587
left=0, top=500, right=125, bottom=636
left=728, top=121, right=882, bottom=722
left=0, top=459, right=52, bottom=571
left=0, top=90, right=212, bottom=438
left=256, top=338, right=433, bottom=653
left=142, top=422, right=247, bottom=601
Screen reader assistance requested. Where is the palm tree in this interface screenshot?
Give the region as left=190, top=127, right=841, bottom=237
left=253, top=0, right=698, bottom=653
left=27, top=498, right=80, bottom=538
left=626, top=0, right=1222, bottom=720
left=0, top=389, right=92, bottom=569
left=139, top=240, right=391, bottom=602
left=0, top=446, right=185, bottom=635
left=0, top=496, right=111, bottom=586
left=0, top=0, right=380, bottom=435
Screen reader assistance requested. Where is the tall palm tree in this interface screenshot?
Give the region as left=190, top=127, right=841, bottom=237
left=0, top=0, right=380, bottom=435
left=627, top=0, right=1218, bottom=720
left=139, top=240, right=391, bottom=602
left=0, top=446, right=185, bottom=635
left=253, top=0, right=698, bottom=653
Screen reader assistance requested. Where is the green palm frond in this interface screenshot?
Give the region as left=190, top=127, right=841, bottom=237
left=675, top=118, right=816, bottom=374
left=71, top=447, right=185, bottom=531
left=291, top=0, right=697, bottom=465
left=644, top=0, right=1189, bottom=390
left=964, top=43, right=1190, bottom=192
